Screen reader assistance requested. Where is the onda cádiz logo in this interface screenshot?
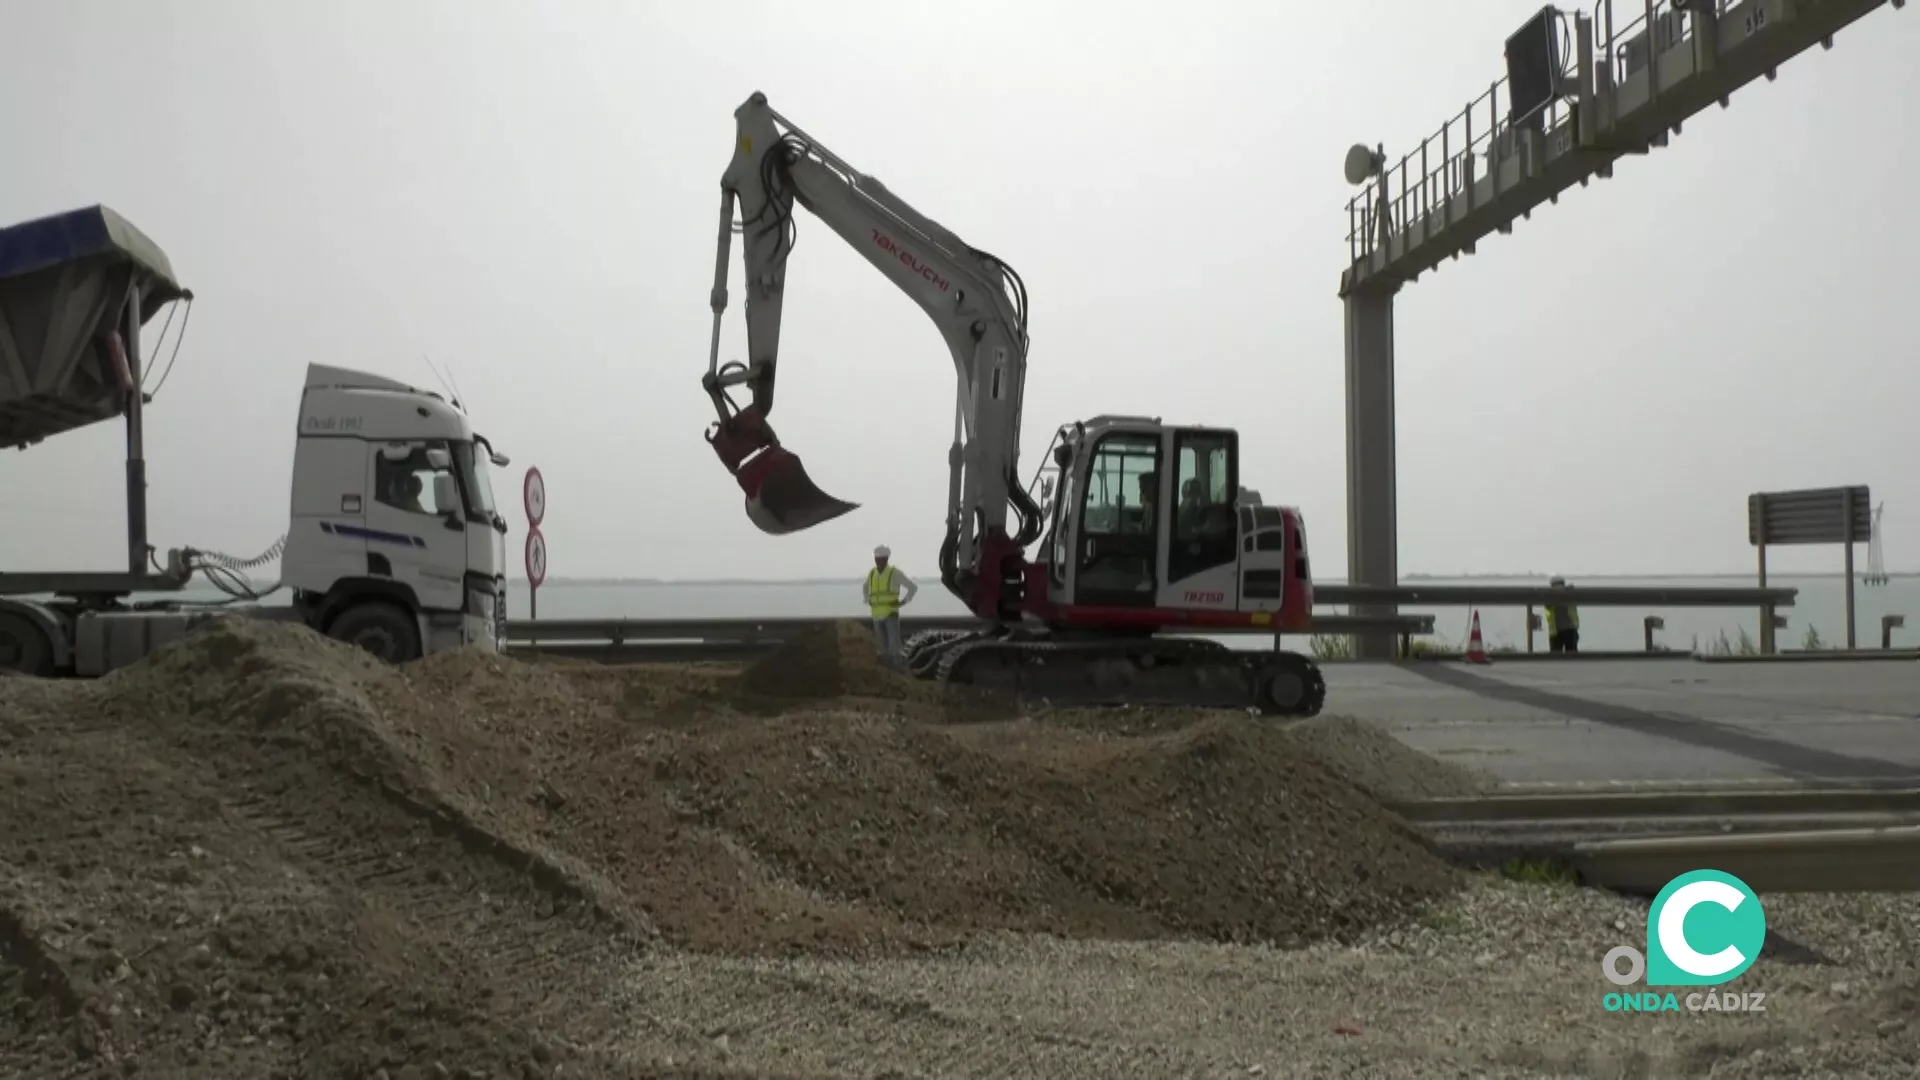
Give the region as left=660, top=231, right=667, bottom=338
left=1600, top=869, right=1769, bottom=1014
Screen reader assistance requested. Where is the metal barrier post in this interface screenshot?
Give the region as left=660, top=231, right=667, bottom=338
left=1757, top=525, right=1774, bottom=655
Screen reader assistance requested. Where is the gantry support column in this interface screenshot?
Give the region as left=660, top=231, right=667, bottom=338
left=1343, top=285, right=1399, bottom=659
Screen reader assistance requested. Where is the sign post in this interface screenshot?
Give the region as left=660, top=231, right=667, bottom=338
left=523, top=467, right=547, bottom=650
left=1747, top=485, right=1872, bottom=652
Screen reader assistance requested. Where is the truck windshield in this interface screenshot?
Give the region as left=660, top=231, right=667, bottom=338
left=452, top=441, right=498, bottom=518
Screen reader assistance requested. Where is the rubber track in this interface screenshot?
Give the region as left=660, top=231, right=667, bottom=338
left=903, top=629, right=973, bottom=677
left=927, top=635, right=1326, bottom=717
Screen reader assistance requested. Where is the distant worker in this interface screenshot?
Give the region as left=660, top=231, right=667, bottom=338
left=864, top=544, right=919, bottom=665
left=1545, top=575, right=1580, bottom=653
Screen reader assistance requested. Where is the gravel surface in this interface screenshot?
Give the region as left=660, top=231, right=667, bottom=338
left=3, top=617, right=1912, bottom=1078
left=612, top=880, right=1920, bottom=1079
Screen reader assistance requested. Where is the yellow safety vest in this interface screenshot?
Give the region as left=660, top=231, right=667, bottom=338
left=1545, top=602, right=1579, bottom=634
left=866, top=566, right=902, bottom=618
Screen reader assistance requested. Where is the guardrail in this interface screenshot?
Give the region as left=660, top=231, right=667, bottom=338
left=507, top=612, right=1440, bottom=663
left=1318, top=583, right=1804, bottom=655
left=1317, top=584, right=1797, bottom=607
left=505, top=584, right=1815, bottom=662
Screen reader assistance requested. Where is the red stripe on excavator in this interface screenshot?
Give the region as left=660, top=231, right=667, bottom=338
left=733, top=448, right=782, bottom=499
left=1281, top=508, right=1313, bottom=613
left=1049, top=604, right=1312, bottom=633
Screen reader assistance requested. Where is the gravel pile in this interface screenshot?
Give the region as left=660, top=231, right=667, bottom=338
left=734, top=620, right=938, bottom=703
left=17, top=617, right=1898, bottom=1078
left=1284, top=713, right=1493, bottom=801
left=0, top=616, right=1471, bottom=1076
left=0, top=619, right=645, bottom=1079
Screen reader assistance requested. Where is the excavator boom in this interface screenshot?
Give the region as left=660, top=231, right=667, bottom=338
left=700, top=91, right=1040, bottom=615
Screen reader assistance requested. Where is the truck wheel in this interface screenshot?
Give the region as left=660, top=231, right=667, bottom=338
left=326, top=602, right=422, bottom=665
left=0, top=611, right=56, bottom=678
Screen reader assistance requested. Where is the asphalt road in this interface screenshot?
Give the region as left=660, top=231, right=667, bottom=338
left=1326, top=658, right=1920, bottom=792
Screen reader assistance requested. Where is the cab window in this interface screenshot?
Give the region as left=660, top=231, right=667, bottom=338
left=1075, top=432, right=1160, bottom=604
left=1080, top=433, right=1159, bottom=537
left=1169, top=430, right=1237, bottom=582
left=374, top=444, right=457, bottom=516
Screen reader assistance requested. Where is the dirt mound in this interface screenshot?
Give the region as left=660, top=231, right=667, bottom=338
left=734, top=620, right=923, bottom=701
left=1, top=616, right=1465, bottom=1074
left=0, top=618, right=654, bottom=1078
left=664, top=713, right=1459, bottom=946
left=730, top=621, right=1019, bottom=725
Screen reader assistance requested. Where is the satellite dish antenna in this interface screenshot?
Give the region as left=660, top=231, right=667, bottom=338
left=1344, top=143, right=1382, bottom=186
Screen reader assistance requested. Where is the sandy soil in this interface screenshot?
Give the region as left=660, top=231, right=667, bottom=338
left=1, top=617, right=1911, bottom=1078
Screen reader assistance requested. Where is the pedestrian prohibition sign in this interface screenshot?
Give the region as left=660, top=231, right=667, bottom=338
left=525, top=527, right=548, bottom=590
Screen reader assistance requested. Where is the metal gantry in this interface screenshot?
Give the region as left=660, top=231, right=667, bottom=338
left=1337, top=0, right=1903, bottom=657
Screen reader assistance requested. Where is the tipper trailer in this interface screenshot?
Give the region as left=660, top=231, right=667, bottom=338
left=0, top=205, right=511, bottom=677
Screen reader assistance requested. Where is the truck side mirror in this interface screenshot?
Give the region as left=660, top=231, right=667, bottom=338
left=432, top=474, right=460, bottom=515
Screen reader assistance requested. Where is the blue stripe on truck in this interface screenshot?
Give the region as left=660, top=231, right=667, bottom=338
left=320, top=521, right=426, bottom=548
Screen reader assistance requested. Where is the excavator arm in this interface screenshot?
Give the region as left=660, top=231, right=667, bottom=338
left=702, top=91, right=1045, bottom=618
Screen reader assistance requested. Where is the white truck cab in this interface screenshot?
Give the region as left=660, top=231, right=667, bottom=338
left=286, top=363, right=511, bottom=661
left=0, top=202, right=515, bottom=676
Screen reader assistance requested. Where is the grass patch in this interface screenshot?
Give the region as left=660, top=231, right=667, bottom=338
left=1690, top=626, right=1760, bottom=657
left=1499, top=856, right=1579, bottom=886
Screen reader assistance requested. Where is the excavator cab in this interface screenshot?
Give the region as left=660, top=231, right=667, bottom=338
left=1037, top=417, right=1312, bottom=632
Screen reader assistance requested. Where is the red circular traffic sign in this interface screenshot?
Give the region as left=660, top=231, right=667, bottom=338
left=524, top=526, right=547, bottom=590
left=523, top=466, right=546, bottom=528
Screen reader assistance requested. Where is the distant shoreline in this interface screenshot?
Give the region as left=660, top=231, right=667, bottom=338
left=514, top=571, right=1915, bottom=588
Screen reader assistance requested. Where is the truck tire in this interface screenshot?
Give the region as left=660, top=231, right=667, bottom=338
left=326, top=602, right=423, bottom=665
left=0, top=611, right=56, bottom=678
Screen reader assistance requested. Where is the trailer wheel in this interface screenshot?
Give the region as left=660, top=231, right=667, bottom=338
left=326, top=602, right=422, bottom=665
left=0, top=612, right=55, bottom=678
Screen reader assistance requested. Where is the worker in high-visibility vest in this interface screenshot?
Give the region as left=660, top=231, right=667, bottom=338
left=1545, top=575, right=1580, bottom=653
left=863, top=544, right=919, bottom=665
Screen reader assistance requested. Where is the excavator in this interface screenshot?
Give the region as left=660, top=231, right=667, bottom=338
left=700, top=92, right=1326, bottom=716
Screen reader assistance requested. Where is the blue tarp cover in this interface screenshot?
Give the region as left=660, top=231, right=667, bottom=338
left=0, top=204, right=184, bottom=306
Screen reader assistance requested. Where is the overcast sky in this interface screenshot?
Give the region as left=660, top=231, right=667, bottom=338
left=2, top=0, right=1913, bottom=582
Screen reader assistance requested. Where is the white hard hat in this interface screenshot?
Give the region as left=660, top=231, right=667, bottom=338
left=874, top=545, right=890, bottom=559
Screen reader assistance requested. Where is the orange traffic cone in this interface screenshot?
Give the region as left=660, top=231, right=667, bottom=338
left=1465, top=611, right=1492, bottom=664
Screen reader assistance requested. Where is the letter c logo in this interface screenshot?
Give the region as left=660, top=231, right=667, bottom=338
left=1645, top=869, right=1766, bottom=987
left=1658, top=880, right=1748, bottom=978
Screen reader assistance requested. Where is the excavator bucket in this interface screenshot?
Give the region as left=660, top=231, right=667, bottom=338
left=707, top=406, right=858, bottom=535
